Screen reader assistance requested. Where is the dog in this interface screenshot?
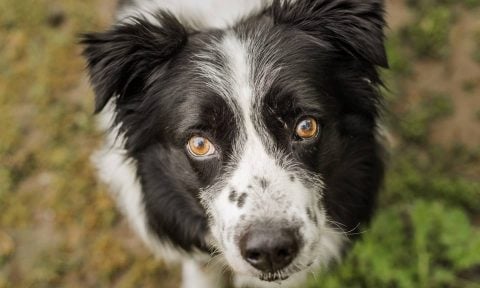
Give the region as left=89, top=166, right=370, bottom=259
left=82, top=0, right=388, bottom=287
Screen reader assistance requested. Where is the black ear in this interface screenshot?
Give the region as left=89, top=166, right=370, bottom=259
left=272, top=0, right=388, bottom=68
left=81, top=12, right=187, bottom=113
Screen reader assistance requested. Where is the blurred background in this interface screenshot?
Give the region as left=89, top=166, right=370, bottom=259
left=0, top=0, right=479, bottom=287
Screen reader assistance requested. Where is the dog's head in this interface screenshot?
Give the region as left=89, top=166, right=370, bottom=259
left=82, top=0, right=387, bottom=284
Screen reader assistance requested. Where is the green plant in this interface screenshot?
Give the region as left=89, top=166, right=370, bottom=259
left=386, top=34, right=412, bottom=76
left=308, top=201, right=480, bottom=288
left=396, top=92, right=454, bottom=144
left=402, top=6, right=453, bottom=59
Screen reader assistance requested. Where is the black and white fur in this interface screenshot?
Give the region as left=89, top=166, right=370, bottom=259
left=82, top=0, right=388, bottom=287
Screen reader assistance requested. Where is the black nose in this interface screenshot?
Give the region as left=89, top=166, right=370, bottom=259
left=239, top=227, right=300, bottom=273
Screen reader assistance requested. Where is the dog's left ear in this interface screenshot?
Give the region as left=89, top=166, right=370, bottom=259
left=272, top=0, right=388, bottom=68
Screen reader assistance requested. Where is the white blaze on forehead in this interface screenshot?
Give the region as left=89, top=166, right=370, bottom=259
left=220, top=32, right=275, bottom=177
left=220, top=32, right=253, bottom=127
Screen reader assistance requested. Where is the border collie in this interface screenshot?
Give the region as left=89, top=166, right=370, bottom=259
left=82, top=0, right=388, bottom=287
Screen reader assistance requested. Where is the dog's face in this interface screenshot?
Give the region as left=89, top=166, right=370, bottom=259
left=83, top=0, right=387, bottom=284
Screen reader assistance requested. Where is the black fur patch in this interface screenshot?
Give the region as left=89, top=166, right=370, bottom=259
left=237, top=193, right=248, bottom=208
left=81, top=12, right=187, bottom=113
left=229, top=189, right=238, bottom=202
left=271, top=0, right=388, bottom=68
left=258, top=177, right=269, bottom=190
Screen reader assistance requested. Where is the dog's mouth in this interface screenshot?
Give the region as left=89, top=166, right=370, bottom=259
left=257, top=261, right=316, bottom=282
left=259, top=270, right=291, bottom=282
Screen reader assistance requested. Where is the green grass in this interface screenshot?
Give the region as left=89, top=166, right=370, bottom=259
left=401, top=6, right=453, bottom=59
left=1, top=0, right=479, bottom=287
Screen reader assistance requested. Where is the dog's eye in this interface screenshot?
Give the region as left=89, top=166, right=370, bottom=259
left=187, top=136, right=216, bottom=157
left=295, top=117, right=319, bottom=140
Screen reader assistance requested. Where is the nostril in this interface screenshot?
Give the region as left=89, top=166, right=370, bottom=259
left=276, top=248, right=292, bottom=259
left=242, top=246, right=272, bottom=272
left=242, top=247, right=273, bottom=272
left=246, top=250, right=261, bottom=262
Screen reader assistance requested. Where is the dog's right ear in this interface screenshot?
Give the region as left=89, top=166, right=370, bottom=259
left=81, top=12, right=187, bottom=113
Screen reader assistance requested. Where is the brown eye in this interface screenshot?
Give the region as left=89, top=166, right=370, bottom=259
left=187, top=136, right=216, bottom=157
left=295, top=117, right=319, bottom=140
